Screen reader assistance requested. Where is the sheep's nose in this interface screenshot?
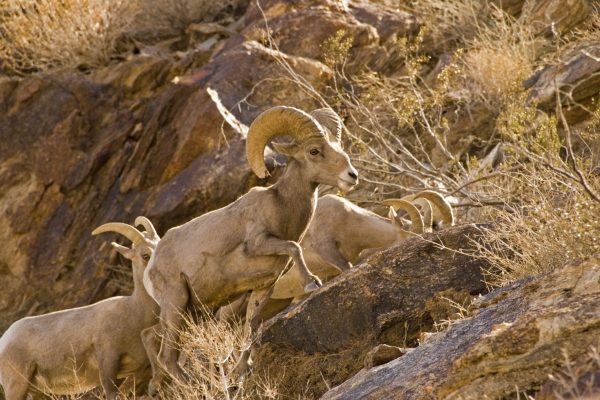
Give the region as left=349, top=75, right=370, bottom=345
left=348, top=170, right=358, bottom=180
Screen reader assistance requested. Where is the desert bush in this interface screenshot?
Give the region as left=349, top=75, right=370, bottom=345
left=449, top=10, right=541, bottom=108
left=134, top=0, right=249, bottom=37
left=156, top=311, right=278, bottom=400
left=409, top=0, right=491, bottom=53
left=309, top=1, right=600, bottom=288
left=0, top=0, right=134, bottom=75
left=548, top=347, right=600, bottom=400
left=471, top=96, right=600, bottom=287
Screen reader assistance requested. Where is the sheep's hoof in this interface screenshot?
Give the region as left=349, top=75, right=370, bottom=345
left=148, top=379, right=160, bottom=397
left=304, top=281, right=320, bottom=293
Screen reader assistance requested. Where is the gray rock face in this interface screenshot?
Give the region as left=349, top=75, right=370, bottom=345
left=321, top=257, right=600, bottom=400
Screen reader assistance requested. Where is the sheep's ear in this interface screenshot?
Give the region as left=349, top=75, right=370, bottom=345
left=111, top=242, right=134, bottom=260
left=387, top=207, right=408, bottom=232
left=271, top=141, right=299, bottom=157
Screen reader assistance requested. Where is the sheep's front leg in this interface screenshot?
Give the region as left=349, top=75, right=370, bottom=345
left=156, top=289, right=189, bottom=384
left=246, top=233, right=322, bottom=292
left=97, top=353, right=120, bottom=400
left=1, top=362, right=35, bottom=400
left=232, top=287, right=273, bottom=377
left=141, top=324, right=163, bottom=396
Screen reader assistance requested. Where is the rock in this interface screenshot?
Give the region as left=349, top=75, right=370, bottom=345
left=363, top=344, right=408, bottom=369
left=490, top=0, right=526, bottom=16
left=348, top=0, right=418, bottom=43
left=526, top=43, right=600, bottom=122
left=520, top=0, right=590, bottom=35
left=321, top=257, right=600, bottom=400
left=252, top=224, right=489, bottom=398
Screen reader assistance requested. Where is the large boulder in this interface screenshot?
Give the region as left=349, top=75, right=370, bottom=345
left=526, top=43, right=600, bottom=123
left=322, top=256, right=600, bottom=399
left=253, top=224, right=490, bottom=398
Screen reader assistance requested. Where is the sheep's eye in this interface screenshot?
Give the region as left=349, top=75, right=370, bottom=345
left=309, top=148, right=320, bottom=156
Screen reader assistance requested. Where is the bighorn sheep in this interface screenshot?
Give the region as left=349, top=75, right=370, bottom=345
left=142, top=106, right=358, bottom=384
left=268, top=196, right=426, bottom=301
left=0, top=218, right=159, bottom=400
left=268, top=191, right=452, bottom=302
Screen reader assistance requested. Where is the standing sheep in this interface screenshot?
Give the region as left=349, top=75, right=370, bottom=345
left=0, top=218, right=159, bottom=400
left=142, top=106, right=358, bottom=385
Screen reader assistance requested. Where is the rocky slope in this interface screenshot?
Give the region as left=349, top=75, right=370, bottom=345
left=321, top=256, right=600, bottom=399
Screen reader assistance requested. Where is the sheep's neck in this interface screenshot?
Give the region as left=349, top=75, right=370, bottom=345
left=271, top=159, right=318, bottom=239
left=131, top=268, right=157, bottom=308
left=273, top=158, right=318, bottom=198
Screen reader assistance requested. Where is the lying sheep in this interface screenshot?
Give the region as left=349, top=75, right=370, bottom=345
left=268, top=196, right=425, bottom=301
left=267, top=191, right=453, bottom=303
left=0, top=218, right=159, bottom=400
left=142, top=106, right=358, bottom=384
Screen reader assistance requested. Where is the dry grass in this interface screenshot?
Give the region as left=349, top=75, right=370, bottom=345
left=134, top=0, right=248, bottom=37
left=449, top=9, right=541, bottom=108
left=546, top=347, right=600, bottom=400
left=156, top=311, right=279, bottom=400
left=0, top=0, right=248, bottom=75
left=0, top=0, right=134, bottom=75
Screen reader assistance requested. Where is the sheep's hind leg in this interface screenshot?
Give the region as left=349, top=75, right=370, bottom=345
left=314, top=240, right=352, bottom=273
left=232, top=287, right=273, bottom=378
left=216, top=292, right=250, bottom=323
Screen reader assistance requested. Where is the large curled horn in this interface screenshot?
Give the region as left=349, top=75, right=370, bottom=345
left=413, top=191, right=455, bottom=227
left=310, top=108, right=343, bottom=143
left=413, top=198, right=433, bottom=232
left=135, top=216, right=159, bottom=239
left=92, top=222, right=145, bottom=245
left=382, top=199, right=425, bottom=234
left=246, top=106, right=326, bottom=178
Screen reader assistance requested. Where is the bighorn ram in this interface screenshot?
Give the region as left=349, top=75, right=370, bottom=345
left=0, top=218, right=159, bottom=400
left=269, top=191, right=453, bottom=302
left=143, top=106, right=358, bottom=384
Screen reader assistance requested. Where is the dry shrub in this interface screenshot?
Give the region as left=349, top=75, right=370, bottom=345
left=410, top=0, right=490, bottom=52
left=477, top=166, right=600, bottom=286
left=547, top=347, right=600, bottom=400
left=134, top=0, right=249, bottom=36
left=157, top=311, right=278, bottom=400
left=0, top=0, right=134, bottom=75
left=471, top=96, right=600, bottom=287
left=451, top=10, right=541, bottom=108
